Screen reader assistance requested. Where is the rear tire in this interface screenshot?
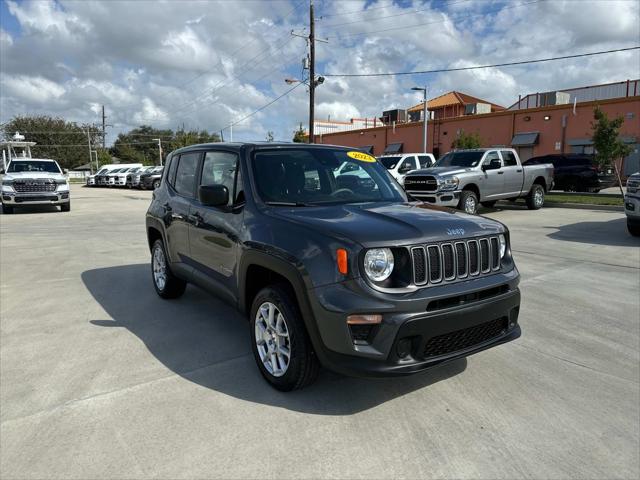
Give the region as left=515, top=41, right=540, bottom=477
left=481, top=201, right=497, bottom=208
left=151, top=239, right=186, bottom=299
left=526, top=184, right=545, bottom=210
left=628, top=221, right=640, bottom=237
left=250, top=285, right=319, bottom=391
left=458, top=190, right=478, bottom=215
left=2, top=204, right=14, bottom=214
left=60, top=202, right=70, bottom=212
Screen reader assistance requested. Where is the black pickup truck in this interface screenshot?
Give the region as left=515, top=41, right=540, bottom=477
left=146, top=143, right=521, bottom=390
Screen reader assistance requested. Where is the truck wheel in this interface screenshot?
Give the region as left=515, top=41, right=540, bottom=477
left=151, top=239, right=186, bottom=299
left=60, top=202, right=70, bottom=212
left=526, top=184, right=545, bottom=210
left=458, top=190, right=478, bottom=215
left=2, top=204, right=14, bottom=214
left=481, top=201, right=497, bottom=208
left=628, top=221, right=640, bottom=237
left=153, top=180, right=161, bottom=189
left=250, top=285, right=319, bottom=391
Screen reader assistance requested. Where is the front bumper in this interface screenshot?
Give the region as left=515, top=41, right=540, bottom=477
left=1, top=191, right=70, bottom=205
left=624, top=193, right=640, bottom=221
left=305, top=268, right=521, bottom=377
left=406, top=189, right=460, bottom=207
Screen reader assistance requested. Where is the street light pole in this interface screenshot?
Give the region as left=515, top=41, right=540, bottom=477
left=412, top=86, right=428, bottom=153
left=152, top=138, right=163, bottom=166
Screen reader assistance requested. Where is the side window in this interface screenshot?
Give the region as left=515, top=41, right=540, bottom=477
left=418, top=155, right=432, bottom=168
left=484, top=151, right=501, bottom=165
left=399, top=157, right=415, bottom=172
left=342, top=163, right=360, bottom=173
left=167, top=154, right=179, bottom=186
left=502, top=151, right=518, bottom=166
left=174, top=152, right=200, bottom=197
left=201, top=151, right=239, bottom=205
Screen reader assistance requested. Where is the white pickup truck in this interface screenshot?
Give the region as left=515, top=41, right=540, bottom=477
left=403, top=148, right=554, bottom=214
left=1, top=158, right=70, bottom=214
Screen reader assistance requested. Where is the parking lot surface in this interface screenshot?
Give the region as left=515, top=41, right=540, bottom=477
left=1, top=185, right=638, bottom=479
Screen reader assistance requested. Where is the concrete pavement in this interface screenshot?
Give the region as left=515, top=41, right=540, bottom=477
left=1, top=185, right=638, bottom=479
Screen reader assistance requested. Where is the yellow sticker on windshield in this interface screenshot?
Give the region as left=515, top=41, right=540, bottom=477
left=347, top=151, right=376, bottom=163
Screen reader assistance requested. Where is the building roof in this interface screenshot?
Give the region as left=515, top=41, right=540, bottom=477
left=407, top=91, right=505, bottom=112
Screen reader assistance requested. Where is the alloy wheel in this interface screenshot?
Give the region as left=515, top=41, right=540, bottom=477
left=464, top=196, right=477, bottom=214
left=152, top=245, right=167, bottom=291
left=534, top=188, right=544, bottom=207
left=254, top=302, right=291, bottom=377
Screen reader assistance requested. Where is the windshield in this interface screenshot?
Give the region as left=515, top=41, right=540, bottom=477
left=252, top=148, right=406, bottom=206
left=435, top=151, right=485, bottom=168
left=378, top=156, right=402, bottom=169
left=7, top=160, right=61, bottom=174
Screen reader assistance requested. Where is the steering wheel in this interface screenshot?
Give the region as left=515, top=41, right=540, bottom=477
left=331, top=188, right=354, bottom=198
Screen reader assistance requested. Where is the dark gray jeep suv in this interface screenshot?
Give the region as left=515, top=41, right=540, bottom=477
left=146, top=142, right=521, bottom=391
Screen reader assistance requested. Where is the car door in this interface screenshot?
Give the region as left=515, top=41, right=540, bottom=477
left=500, top=150, right=523, bottom=196
left=397, top=156, right=417, bottom=182
left=188, top=150, right=245, bottom=303
left=164, top=151, right=201, bottom=264
left=417, top=155, right=433, bottom=169
left=480, top=150, right=504, bottom=200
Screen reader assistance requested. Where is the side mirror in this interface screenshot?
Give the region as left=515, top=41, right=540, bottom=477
left=63, top=168, right=69, bottom=174
left=399, top=165, right=412, bottom=174
left=198, top=184, right=229, bottom=207
left=482, top=159, right=501, bottom=171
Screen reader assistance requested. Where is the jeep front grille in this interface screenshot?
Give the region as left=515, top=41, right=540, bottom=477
left=13, top=180, right=57, bottom=193
left=411, top=236, right=501, bottom=286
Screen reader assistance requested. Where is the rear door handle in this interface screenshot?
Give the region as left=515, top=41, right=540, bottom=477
left=188, top=212, right=203, bottom=226
left=170, top=213, right=184, bottom=220
left=497, top=171, right=504, bottom=175
left=163, top=202, right=172, bottom=212
left=516, top=169, right=523, bottom=173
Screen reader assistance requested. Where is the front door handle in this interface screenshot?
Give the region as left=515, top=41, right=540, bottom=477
left=497, top=171, right=504, bottom=175
left=516, top=169, right=523, bottom=173
left=188, top=212, right=203, bottom=226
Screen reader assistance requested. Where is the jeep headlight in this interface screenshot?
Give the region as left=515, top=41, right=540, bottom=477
left=499, top=234, right=506, bottom=258
left=439, top=176, right=459, bottom=191
left=364, top=248, right=394, bottom=282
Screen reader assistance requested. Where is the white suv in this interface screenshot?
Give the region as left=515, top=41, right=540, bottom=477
left=378, top=153, right=435, bottom=184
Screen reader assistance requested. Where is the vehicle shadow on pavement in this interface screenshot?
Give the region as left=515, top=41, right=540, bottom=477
left=0, top=204, right=60, bottom=214
left=82, top=264, right=466, bottom=415
left=546, top=217, right=639, bottom=246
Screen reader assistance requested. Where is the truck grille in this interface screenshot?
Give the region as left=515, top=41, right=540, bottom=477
left=404, top=175, right=438, bottom=192
left=411, top=236, right=501, bottom=286
left=13, top=180, right=57, bottom=193
left=422, top=317, right=508, bottom=359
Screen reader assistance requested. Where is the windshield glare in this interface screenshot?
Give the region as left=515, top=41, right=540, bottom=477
left=379, top=156, right=402, bottom=169
left=253, top=148, right=406, bottom=205
left=435, top=151, right=485, bottom=168
left=7, top=160, right=61, bottom=174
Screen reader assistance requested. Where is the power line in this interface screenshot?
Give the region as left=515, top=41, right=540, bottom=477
left=322, top=46, right=640, bottom=77
left=321, top=0, right=471, bottom=29
left=325, top=0, right=540, bottom=40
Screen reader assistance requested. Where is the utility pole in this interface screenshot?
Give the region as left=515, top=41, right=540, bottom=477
left=101, top=105, right=107, bottom=149
left=86, top=128, right=95, bottom=174
left=411, top=86, right=428, bottom=153
left=152, top=138, right=163, bottom=166
left=309, top=0, right=315, bottom=144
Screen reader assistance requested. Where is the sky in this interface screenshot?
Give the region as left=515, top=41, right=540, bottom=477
left=0, top=0, right=639, bottom=145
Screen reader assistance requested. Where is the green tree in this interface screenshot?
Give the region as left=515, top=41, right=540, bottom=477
left=292, top=123, right=307, bottom=143
left=451, top=130, right=483, bottom=149
left=591, top=106, right=632, bottom=196
left=111, top=125, right=172, bottom=165
left=1, top=115, right=101, bottom=170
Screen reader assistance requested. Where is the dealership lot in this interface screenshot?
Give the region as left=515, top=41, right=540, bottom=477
left=1, top=185, right=638, bottom=479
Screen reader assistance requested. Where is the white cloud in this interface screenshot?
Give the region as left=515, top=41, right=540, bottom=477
left=0, top=0, right=638, bottom=143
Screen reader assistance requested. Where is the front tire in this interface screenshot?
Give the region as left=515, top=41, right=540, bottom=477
left=60, top=202, right=70, bottom=212
left=250, top=285, right=319, bottom=391
left=151, top=239, right=186, bottom=299
left=628, top=221, right=640, bottom=237
left=458, top=190, right=478, bottom=215
left=526, top=184, right=545, bottom=210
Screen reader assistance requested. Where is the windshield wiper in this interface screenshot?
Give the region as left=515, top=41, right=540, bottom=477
left=265, top=201, right=312, bottom=207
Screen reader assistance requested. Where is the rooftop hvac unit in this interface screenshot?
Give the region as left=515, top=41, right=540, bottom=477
left=540, top=91, right=570, bottom=107
left=381, top=109, right=407, bottom=124
left=464, top=103, right=492, bottom=115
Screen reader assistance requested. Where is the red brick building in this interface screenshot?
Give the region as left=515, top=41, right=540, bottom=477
left=316, top=80, right=640, bottom=175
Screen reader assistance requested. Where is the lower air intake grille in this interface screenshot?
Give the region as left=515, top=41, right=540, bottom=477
left=422, top=317, right=508, bottom=359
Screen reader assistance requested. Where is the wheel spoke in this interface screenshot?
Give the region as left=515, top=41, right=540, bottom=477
left=254, top=301, right=291, bottom=378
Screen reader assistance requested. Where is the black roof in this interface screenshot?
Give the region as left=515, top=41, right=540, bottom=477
left=172, top=142, right=357, bottom=155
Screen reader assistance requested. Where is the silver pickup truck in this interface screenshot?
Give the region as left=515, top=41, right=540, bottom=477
left=403, top=148, right=554, bottom=214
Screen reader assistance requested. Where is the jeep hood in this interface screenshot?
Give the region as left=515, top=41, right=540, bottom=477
left=408, top=166, right=473, bottom=177
left=3, top=172, right=65, bottom=181
left=269, top=202, right=504, bottom=247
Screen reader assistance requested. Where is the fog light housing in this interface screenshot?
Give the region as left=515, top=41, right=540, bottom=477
left=396, top=338, right=413, bottom=359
